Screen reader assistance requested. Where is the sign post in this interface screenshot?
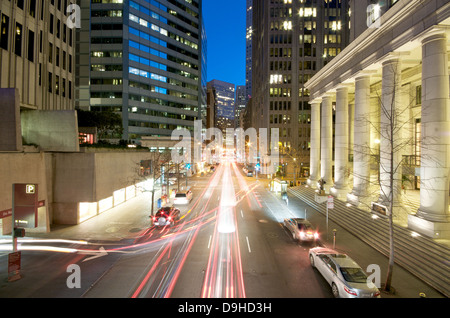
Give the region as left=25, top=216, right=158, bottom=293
left=9, top=183, right=38, bottom=282
left=326, top=195, right=334, bottom=240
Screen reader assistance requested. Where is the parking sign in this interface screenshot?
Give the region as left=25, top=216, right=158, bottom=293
left=327, top=195, right=334, bottom=209
left=13, top=183, right=38, bottom=228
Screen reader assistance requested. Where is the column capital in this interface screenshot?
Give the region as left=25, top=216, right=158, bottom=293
left=309, top=97, right=322, bottom=105
left=320, top=92, right=335, bottom=99
left=418, top=26, right=448, bottom=44
left=335, top=83, right=352, bottom=92
left=354, top=70, right=377, bottom=81
left=380, top=52, right=408, bottom=66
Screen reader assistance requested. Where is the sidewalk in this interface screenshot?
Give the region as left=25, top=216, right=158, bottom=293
left=1, top=173, right=208, bottom=244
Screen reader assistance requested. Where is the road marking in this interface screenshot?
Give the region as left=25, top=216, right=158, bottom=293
left=207, top=235, right=212, bottom=249
left=246, top=236, right=251, bottom=253
left=180, top=209, right=191, bottom=220
left=240, top=210, right=244, bottom=219
left=81, top=247, right=108, bottom=262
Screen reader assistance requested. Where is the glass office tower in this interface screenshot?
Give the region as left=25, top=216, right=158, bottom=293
left=207, top=79, right=236, bottom=135
left=76, top=0, right=206, bottom=141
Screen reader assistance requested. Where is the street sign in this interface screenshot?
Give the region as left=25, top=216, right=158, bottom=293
left=326, top=196, right=334, bottom=240
left=8, top=251, right=21, bottom=281
left=327, top=195, right=334, bottom=209
left=13, top=183, right=38, bottom=228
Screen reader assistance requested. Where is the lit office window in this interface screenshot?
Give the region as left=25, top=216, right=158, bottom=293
left=15, top=23, right=22, bottom=56
left=299, top=8, right=316, bottom=17
left=0, top=14, right=10, bottom=50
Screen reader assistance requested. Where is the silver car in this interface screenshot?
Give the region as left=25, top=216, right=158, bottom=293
left=283, top=218, right=319, bottom=242
left=309, top=247, right=381, bottom=298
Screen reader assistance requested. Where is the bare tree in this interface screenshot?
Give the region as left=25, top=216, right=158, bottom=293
left=132, top=150, right=172, bottom=217
left=348, top=60, right=422, bottom=292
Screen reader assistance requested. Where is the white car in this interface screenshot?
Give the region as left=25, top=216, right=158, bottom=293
left=283, top=218, right=319, bottom=242
left=173, top=189, right=193, bottom=205
left=309, top=247, right=381, bottom=298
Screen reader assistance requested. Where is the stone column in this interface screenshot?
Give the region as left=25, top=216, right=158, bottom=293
left=332, top=85, right=349, bottom=197
left=348, top=74, right=371, bottom=205
left=409, top=30, right=450, bottom=239
left=378, top=57, right=403, bottom=210
left=321, top=94, right=333, bottom=191
left=307, top=98, right=321, bottom=187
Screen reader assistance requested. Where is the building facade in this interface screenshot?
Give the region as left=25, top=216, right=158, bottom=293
left=206, top=79, right=236, bottom=134
left=305, top=0, right=450, bottom=239
left=245, top=0, right=253, bottom=104
left=76, top=0, right=206, bottom=141
left=235, top=85, right=246, bottom=128
left=252, top=0, right=350, bottom=177
left=0, top=0, right=76, bottom=111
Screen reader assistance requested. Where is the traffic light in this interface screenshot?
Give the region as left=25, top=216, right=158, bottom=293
left=185, top=163, right=191, bottom=169
left=255, top=163, right=260, bottom=171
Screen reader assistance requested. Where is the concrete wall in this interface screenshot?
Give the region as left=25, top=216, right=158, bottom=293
left=0, top=151, right=50, bottom=234
left=51, top=150, right=155, bottom=224
left=0, top=88, right=22, bottom=151
left=21, top=110, right=80, bottom=152
left=0, top=149, right=155, bottom=231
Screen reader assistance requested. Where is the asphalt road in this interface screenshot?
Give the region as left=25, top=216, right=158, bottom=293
left=3, top=160, right=443, bottom=302
left=0, top=161, right=334, bottom=298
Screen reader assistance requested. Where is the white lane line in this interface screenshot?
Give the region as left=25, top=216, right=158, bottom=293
left=246, top=236, right=252, bottom=253
left=240, top=210, right=244, bottom=219
left=207, top=235, right=212, bottom=249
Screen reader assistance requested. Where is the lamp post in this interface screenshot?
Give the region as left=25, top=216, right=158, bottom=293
left=293, top=158, right=297, bottom=186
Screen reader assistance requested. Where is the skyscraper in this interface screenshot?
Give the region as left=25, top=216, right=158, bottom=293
left=0, top=0, right=76, bottom=110
left=76, top=0, right=206, bottom=141
left=245, top=0, right=253, bottom=103
left=252, top=0, right=350, bottom=177
left=207, top=79, right=235, bottom=134
left=235, top=85, right=246, bottom=128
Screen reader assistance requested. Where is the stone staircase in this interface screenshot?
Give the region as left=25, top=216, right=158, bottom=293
left=288, top=186, right=450, bottom=297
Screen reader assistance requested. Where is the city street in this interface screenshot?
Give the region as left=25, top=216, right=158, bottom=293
left=0, top=161, right=443, bottom=299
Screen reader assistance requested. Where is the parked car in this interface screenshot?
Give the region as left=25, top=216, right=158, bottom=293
left=152, top=206, right=181, bottom=227
left=283, top=218, right=319, bottom=242
left=309, top=247, right=381, bottom=298
left=173, top=189, right=193, bottom=205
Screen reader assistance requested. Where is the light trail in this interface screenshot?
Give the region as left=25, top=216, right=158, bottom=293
left=201, top=162, right=246, bottom=298
left=231, top=161, right=262, bottom=209
left=131, top=162, right=225, bottom=298
left=0, top=162, right=262, bottom=299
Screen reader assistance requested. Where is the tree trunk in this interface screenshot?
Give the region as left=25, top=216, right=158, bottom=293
left=384, top=98, right=395, bottom=293
left=384, top=212, right=395, bottom=292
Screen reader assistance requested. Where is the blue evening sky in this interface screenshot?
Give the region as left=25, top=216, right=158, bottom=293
left=203, top=0, right=247, bottom=87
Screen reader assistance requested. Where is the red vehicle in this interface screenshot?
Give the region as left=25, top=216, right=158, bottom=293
left=152, top=206, right=181, bottom=227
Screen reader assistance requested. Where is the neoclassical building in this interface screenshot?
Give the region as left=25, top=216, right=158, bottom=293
left=304, top=0, right=450, bottom=239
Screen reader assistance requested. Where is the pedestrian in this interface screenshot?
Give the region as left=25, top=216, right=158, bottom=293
left=157, top=198, right=162, bottom=209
